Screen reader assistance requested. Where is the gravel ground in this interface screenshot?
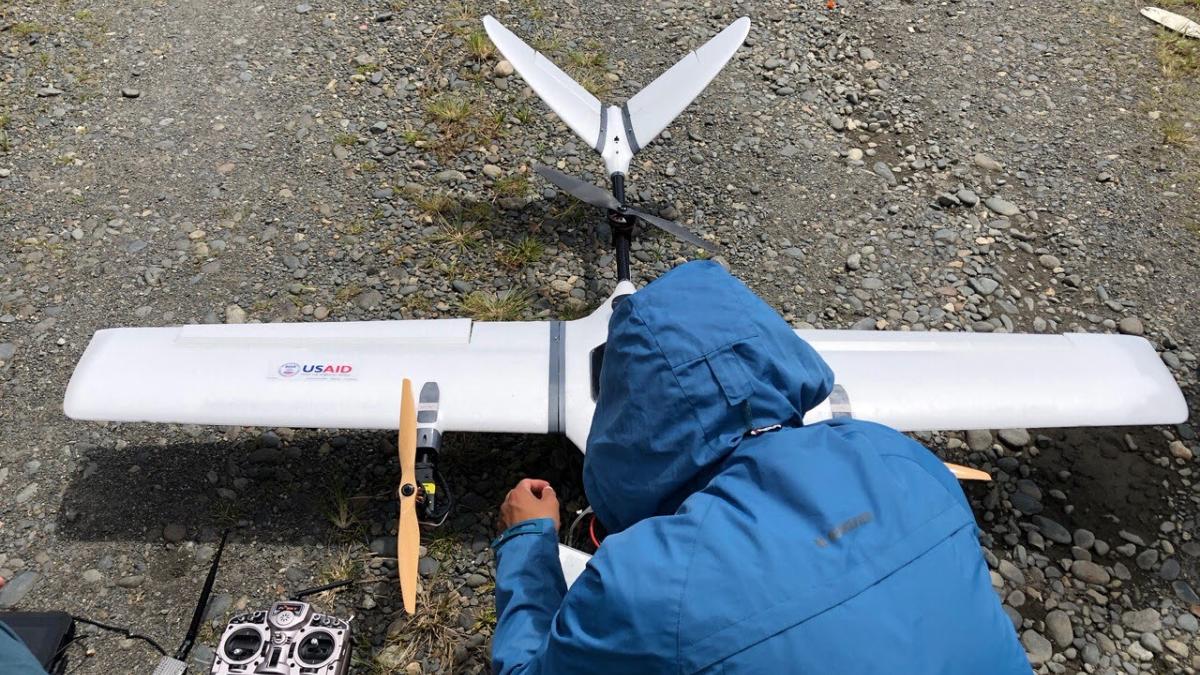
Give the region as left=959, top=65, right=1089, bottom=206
left=2, top=0, right=1199, bottom=673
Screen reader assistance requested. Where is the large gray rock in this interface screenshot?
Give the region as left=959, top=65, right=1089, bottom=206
left=984, top=196, right=1020, bottom=216
left=997, top=428, right=1031, bottom=447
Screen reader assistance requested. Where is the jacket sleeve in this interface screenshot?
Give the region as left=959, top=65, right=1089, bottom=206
left=492, top=523, right=676, bottom=675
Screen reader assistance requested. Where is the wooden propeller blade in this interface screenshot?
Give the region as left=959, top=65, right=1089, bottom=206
left=944, top=462, right=991, bottom=482
left=398, top=379, right=419, bottom=614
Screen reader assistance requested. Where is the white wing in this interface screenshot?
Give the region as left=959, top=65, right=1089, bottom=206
left=483, top=16, right=603, bottom=151
left=623, top=17, right=751, bottom=153
left=65, top=301, right=1186, bottom=443
left=799, top=330, right=1187, bottom=432
left=64, top=319, right=554, bottom=434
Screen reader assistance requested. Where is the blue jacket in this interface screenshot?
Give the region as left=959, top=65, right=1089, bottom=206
left=492, top=261, right=1030, bottom=674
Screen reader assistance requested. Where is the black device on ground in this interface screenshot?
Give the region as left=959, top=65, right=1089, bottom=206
left=0, top=610, right=74, bottom=674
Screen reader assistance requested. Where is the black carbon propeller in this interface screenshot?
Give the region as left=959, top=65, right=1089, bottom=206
left=534, top=165, right=719, bottom=254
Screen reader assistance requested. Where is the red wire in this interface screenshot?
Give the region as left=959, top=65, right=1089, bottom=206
left=588, top=516, right=601, bottom=548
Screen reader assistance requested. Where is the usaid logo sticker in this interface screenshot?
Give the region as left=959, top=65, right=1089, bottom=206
left=272, top=362, right=355, bottom=380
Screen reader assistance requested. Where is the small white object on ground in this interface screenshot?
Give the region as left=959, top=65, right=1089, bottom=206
left=1142, top=7, right=1200, bottom=39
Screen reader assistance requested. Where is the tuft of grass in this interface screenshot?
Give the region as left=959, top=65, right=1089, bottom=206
left=1157, top=33, right=1200, bottom=79
left=379, top=576, right=463, bottom=669
left=73, top=9, right=94, bottom=21
left=466, top=30, right=495, bottom=62
left=461, top=289, right=532, bottom=321
left=11, top=22, right=47, bottom=37
left=311, top=548, right=362, bottom=603
left=334, top=132, right=359, bottom=147
left=497, top=235, right=544, bottom=269
left=0, top=132, right=10, bottom=153
left=411, top=190, right=459, bottom=217
left=492, top=174, right=530, bottom=198
left=427, top=95, right=472, bottom=123
left=357, top=159, right=379, bottom=174
left=431, top=217, right=484, bottom=252
left=400, top=126, right=425, bottom=145
left=1163, top=118, right=1195, bottom=146
left=355, top=63, right=379, bottom=75
left=514, top=106, right=535, bottom=124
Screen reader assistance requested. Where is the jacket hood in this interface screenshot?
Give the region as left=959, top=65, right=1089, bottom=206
left=583, top=261, right=834, bottom=533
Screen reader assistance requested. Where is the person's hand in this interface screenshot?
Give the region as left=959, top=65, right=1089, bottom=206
left=500, top=478, right=560, bottom=531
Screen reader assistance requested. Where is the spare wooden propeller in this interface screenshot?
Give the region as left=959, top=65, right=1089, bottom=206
left=398, top=378, right=419, bottom=614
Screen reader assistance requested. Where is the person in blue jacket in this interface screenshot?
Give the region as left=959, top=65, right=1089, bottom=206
left=492, top=260, right=1030, bottom=674
left=0, top=620, right=47, bottom=674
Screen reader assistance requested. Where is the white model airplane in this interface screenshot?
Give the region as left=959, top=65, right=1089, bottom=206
left=63, top=16, right=1187, bottom=606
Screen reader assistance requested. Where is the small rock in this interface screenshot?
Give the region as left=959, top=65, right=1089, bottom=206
left=974, top=153, right=1005, bottom=172
left=1122, top=608, right=1161, bottom=632
left=998, top=559, right=1025, bottom=586
left=225, top=305, right=247, bottom=324
left=1045, top=610, right=1072, bottom=648
left=1117, top=316, right=1144, bottom=336
left=1033, top=516, right=1071, bottom=545
left=37, top=86, right=63, bottom=97
left=966, top=430, right=993, bottom=452
left=872, top=161, right=897, bottom=186
left=482, top=164, right=503, bottom=179
left=203, top=593, right=232, bottom=621
left=116, top=575, right=144, bottom=589
left=435, top=169, right=467, bottom=183
left=827, top=115, right=845, bottom=132
left=1139, top=632, right=1163, bottom=654
left=1159, top=557, right=1180, bottom=581
left=984, top=196, right=1020, bottom=216
left=1135, top=548, right=1158, bottom=570
left=998, top=428, right=1031, bottom=447
left=955, top=189, right=979, bottom=207
left=1070, top=560, right=1110, bottom=585
left=295, top=3, right=312, bottom=13
left=1073, top=529, right=1095, bottom=550
left=494, top=60, right=514, bottom=77
left=465, top=573, right=488, bottom=588
left=1169, top=440, right=1193, bottom=461
left=0, top=572, right=38, bottom=608
left=846, top=253, right=862, bottom=270
left=82, top=569, right=103, bottom=584
left=120, top=88, right=141, bottom=99
left=1021, top=630, right=1053, bottom=666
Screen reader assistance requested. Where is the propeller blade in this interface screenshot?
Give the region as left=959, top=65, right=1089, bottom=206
left=534, top=164, right=621, bottom=211
left=398, top=379, right=419, bottom=614
left=627, top=207, right=720, bottom=254
left=944, top=462, right=992, bottom=482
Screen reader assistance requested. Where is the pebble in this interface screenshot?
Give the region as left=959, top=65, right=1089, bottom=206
left=1121, top=608, right=1161, bottom=632
left=1033, top=516, right=1071, bottom=545
left=1070, top=560, right=1110, bottom=585
left=974, top=153, right=1005, bottom=171
left=955, top=188, right=979, bottom=207
left=1045, top=609, right=1072, bottom=648
left=295, top=3, right=312, bottom=13
left=998, top=428, right=1031, bottom=447
left=82, top=569, right=103, bottom=583
left=872, top=161, right=897, bottom=186
left=1021, top=630, right=1053, bottom=666
left=984, top=196, right=1020, bottom=216
left=225, top=304, right=247, bottom=324
left=998, top=559, right=1025, bottom=586
left=37, top=86, right=62, bottom=97
left=0, top=572, right=38, bottom=609
left=1073, top=529, right=1095, bottom=549
left=827, top=115, right=845, bottom=132
left=121, top=88, right=141, bottom=99
left=494, top=60, right=514, bottom=77
left=0, top=343, right=14, bottom=361
left=1169, top=440, right=1193, bottom=460
left=465, top=574, right=488, bottom=588
left=966, top=430, right=993, bottom=452
left=1117, top=316, right=1144, bottom=336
